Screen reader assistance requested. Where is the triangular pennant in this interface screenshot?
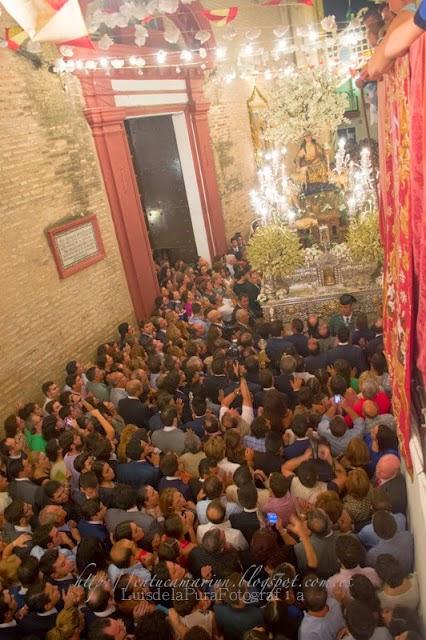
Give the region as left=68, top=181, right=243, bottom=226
left=202, top=7, right=238, bottom=27
left=5, top=25, right=28, bottom=50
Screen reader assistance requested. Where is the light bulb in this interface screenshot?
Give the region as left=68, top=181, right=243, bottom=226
left=276, top=39, right=287, bottom=53
left=157, top=50, right=167, bottom=64
left=111, top=59, right=125, bottom=69
left=216, top=46, right=227, bottom=61
left=180, top=49, right=192, bottom=62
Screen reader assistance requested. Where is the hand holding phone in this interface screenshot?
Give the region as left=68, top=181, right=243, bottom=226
left=266, top=512, right=278, bottom=526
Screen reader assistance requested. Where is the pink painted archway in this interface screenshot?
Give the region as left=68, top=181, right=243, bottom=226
left=76, top=1, right=227, bottom=320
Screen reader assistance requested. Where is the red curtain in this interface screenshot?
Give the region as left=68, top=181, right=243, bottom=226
left=378, top=54, right=414, bottom=469
left=410, top=36, right=426, bottom=390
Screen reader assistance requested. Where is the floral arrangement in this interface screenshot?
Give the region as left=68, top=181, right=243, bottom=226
left=264, top=69, right=349, bottom=145
left=330, top=242, right=352, bottom=262
left=304, top=245, right=324, bottom=266
left=347, top=211, right=384, bottom=265
left=247, top=224, right=304, bottom=281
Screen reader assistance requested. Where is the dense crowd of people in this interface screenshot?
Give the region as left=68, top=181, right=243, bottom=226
left=0, top=242, right=420, bottom=640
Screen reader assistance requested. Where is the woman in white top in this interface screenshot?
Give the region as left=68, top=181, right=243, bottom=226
left=376, top=553, right=420, bottom=611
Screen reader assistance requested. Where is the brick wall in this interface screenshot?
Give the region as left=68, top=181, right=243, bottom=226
left=0, top=36, right=135, bottom=421
left=206, top=78, right=257, bottom=242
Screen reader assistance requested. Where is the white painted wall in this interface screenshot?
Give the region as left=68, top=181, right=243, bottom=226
left=405, top=432, right=426, bottom=631
left=172, top=112, right=211, bottom=262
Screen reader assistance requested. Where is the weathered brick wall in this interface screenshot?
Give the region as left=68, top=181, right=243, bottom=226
left=0, top=36, right=135, bottom=420
left=206, top=78, right=257, bottom=242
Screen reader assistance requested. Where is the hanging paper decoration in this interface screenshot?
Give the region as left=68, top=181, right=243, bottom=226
left=5, top=26, right=27, bottom=50
left=158, top=0, right=179, bottom=13
left=98, top=33, right=114, bottom=50
left=1, top=0, right=90, bottom=45
left=246, top=29, right=261, bottom=41
left=223, top=25, right=237, bottom=40
left=203, top=7, right=239, bottom=27
left=59, top=45, right=74, bottom=57
left=195, top=30, right=211, bottom=44
left=273, top=26, right=289, bottom=38
left=163, top=21, right=181, bottom=44
left=135, top=24, right=149, bottom=47
left=119, top=2, right=137, bottom=20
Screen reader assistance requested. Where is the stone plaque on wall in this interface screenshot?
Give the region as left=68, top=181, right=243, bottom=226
left=46, top=215, right=106, bottom=279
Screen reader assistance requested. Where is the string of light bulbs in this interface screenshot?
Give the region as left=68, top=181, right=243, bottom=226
left=52, top=19, right=370, bottom=82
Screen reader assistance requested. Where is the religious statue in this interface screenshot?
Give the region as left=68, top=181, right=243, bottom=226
left=247, top=86, right=270, bottom=167
left=295, top=135, right=330, bottom=193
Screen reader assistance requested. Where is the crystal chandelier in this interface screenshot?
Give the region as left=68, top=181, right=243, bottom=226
left=334, top=139, right=378, bottom=216
left=250, top=148, right=299, bottom=226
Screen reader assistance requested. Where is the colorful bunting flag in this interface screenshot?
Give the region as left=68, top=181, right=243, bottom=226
left=5, top=25, right=28, bottom=50
left=202, top=7, right=239, bottom=27
left=0, top=0, right=90, bottom=45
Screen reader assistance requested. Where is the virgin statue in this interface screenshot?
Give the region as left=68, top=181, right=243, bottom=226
left=295, top=135, right=329, bottom=192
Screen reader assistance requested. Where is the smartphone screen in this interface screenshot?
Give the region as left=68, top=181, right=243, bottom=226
left=266, top=512, right=278, bottom=525
left=334, top=394, right=342, bottom=404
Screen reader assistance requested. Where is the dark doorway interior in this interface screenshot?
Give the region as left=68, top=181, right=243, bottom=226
left=125, top=115, right=198, bottom=265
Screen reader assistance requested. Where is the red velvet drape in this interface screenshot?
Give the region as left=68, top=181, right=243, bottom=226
left=377, top=33, right=426, bottom=470
left=378, top=55, right=414, bottom=469
left=410, top=36, right=426, bottom=389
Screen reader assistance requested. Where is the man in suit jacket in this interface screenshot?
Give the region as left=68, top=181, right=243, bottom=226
left=18, top=579, right=62, bottom=640
left=203, top=358, right=229, bottom=405
left=328, top=294, right=359, bottom=336
left=118, top=379, right=150, bottom=428
left=3, top=500, right=33, bottom=543
left=274, top=355, right=297, bottom=408
left=117, top=439, right=160, bottom=490
left=77, top=499, right=111, bottom=552
left=105, top=484, right=154, bottom=535
left=304, top=339, right=328, bottom=374
left=253, top=431, right=283, bottom=475
left=7, top=458, right=46, bottom=518
left=266, top=320, right=292, bottom=371
left=183, top=396, right=207, bottom=439
left=229, top=483, right=263, bottom=545
left=283, top=318, right=310, bottom=357
left=0, top=589, right=20, bottom=640
left=326, top=326, right=368, bottom=375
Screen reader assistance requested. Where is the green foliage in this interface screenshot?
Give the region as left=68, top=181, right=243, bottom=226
left=247, top=224, right=304, bottom=280
left=347, top=211, right=384, bottom=265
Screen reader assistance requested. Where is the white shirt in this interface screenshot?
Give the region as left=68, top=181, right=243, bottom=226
left=196, top=520, right=248, bottom=550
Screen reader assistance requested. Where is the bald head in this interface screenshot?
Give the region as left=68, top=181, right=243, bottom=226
left=206, top=499, right=226, bottom=525
left=126, top=379, right=142, bottom=397
left=363, top=400, right=378, bottom=419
